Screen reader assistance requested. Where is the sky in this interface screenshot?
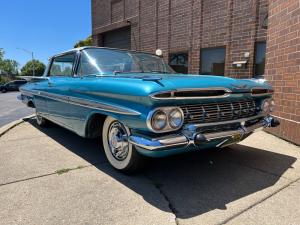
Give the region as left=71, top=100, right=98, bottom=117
left=0, top=0, right=91, bottom=68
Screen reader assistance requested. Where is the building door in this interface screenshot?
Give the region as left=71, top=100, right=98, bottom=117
left=102, top=26, right=131, bottom=50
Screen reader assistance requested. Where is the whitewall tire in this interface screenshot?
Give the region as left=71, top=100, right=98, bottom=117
left=36, top=111, right=48, bottom=127
left=102, top=116, right=145, bottom=173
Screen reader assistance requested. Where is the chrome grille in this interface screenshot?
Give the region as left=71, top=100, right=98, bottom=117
left=180, top=100, right=257, bottom=124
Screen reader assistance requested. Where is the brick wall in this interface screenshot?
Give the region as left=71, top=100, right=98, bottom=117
left=91, top=0, right=299, bottom=145
left=265, top=0, right=300, bottom=145
left=92, top=0, right=268, bottom=77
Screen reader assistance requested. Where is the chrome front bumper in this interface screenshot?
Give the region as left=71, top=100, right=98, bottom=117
left=129, top=115, right=279, bottom=151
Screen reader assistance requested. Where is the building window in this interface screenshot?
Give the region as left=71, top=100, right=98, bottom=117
left=262, top=14, right=268, bottom=29
left=255, top=42, right=266, bottom=76
left=200, top=47, right=226, bottom=76
left=169, top=53, right=188, bottom=74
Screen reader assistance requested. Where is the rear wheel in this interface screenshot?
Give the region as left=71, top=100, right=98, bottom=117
left=102, top=116, right=145, bottom=173
left=36, top=111, right=48, bottom=127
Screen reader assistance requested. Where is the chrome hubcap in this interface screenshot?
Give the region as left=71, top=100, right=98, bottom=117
left=108, top=121, right=129, bottom=161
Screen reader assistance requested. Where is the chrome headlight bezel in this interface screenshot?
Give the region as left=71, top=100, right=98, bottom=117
left=261, top=98, right=275, bottom=114
left=147, top=107, right=184, bottom=133
left=269, top=99, right=275, bottom=112
left=168, top=108, right=184, bottom=129
left=151, top=110, right=168, bottom=131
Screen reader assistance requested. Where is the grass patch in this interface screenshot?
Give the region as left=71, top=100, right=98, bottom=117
left=55, top=165, right=86, bottom=175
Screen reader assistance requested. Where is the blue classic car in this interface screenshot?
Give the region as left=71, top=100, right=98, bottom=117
left=20, top=47, right=279, bottom=173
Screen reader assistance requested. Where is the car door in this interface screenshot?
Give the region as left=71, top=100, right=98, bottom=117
left=7, top=81, right=16, bottom=91
left=45, top=52, right=77, bottom=128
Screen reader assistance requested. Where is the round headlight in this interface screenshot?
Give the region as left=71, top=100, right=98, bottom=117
left=269, top=99, right=275, bottom=112
left=151, top=110, right=167, bottom=131
left=262, top=99, right=271, bottom=113
left=168, top=108, right=183, bottom=129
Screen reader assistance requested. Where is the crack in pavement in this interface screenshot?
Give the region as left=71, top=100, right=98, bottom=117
left=154, top=183, right=180, bottom=225
left=0, top=165, right=92, bottom=187
left=0, top=172, right=57, bottom=187
left=217, top=177, right=300, bottom=225
left=144, top=175, right=179, bottom=225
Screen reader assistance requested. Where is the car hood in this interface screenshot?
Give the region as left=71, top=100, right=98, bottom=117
left=104, top=73, right=272, bottom=94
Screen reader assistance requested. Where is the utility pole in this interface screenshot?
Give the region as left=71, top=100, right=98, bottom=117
left=17, top=47, right=35, bottom=76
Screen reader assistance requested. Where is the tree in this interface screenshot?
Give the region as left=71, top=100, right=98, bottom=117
left=0, top=49, right=4, bottom=74
left=0, top=49, right=19, bottom=75
left=74, top=36, right=93, bottom=48
left=0, top=48, right=4, bottom=61
left=1, top=59, right=19, bottom=74
left=21, top=60, right=46, bottom=76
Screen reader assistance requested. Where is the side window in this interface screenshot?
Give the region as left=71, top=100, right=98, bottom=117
left=49, top=53, right=76, bottom=76
left=16, top=81, right=26, bottom=85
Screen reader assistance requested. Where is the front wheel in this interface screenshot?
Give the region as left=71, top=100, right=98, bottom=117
left=1, top=88, right=7, bottom=93
left=102, top=116, right=145, bottom=173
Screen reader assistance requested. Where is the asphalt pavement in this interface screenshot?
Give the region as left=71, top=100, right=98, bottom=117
left=0, top=91, right=34, bottom=127
left=0, top=118, right=299, bottom=225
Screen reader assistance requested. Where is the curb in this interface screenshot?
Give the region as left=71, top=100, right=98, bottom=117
left=0, top=114, right=35, bottom=138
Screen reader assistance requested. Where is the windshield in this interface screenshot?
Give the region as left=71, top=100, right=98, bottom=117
left=78, top=48, right=175, bottom=76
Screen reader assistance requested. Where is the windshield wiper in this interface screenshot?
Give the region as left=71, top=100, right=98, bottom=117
left=113, top=71, right=144, bottom=75
left=148, top=70, right=170, bottom=74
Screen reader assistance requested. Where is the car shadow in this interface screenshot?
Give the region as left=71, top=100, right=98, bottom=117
left=28, top=119, right=296, bottom=219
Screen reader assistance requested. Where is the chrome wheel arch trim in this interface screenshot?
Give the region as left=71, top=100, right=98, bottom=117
left=20, top=89, right=141, bottom=116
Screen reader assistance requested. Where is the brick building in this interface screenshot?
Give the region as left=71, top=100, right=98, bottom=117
left=92, top=0, right=299, bottom=145
left=265, top=0, right=299, bottom=145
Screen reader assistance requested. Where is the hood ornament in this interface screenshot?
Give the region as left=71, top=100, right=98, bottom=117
left=231, top=83, right=248, bottom=89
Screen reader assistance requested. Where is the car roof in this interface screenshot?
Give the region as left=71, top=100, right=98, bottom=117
left=51, top=46, right=158, bottom=59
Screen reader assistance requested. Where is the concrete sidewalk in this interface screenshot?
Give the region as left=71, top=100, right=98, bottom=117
left=0, top=118, right=299, bottom=225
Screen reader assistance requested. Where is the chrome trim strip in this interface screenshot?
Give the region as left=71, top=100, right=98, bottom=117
left=204, top=129, right=244, bottom=141
left=203, top=119, right=265, bottom=141
left=40, top=91, right=69, bottom=103
left=20, top=89, right=141, bottom=116
left=150, top=87, right=232, bottom=100
left=20, top=90, right=34, bottom=98
left=129, top=134, right=189, bottom=151
left=68, top=96, right=140, bottom=115
left=183, top=114, right=265, bottom=129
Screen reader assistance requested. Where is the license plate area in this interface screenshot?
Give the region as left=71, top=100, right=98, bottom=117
left=218, top=133, right=243, bottom=148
